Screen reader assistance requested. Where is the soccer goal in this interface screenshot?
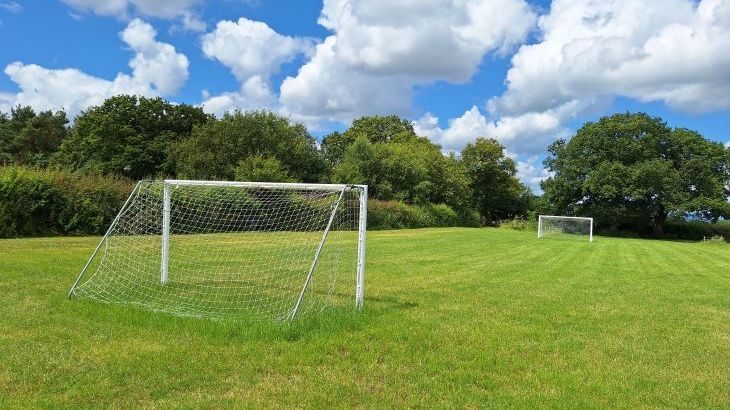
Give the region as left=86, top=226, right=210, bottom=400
left=68, top=180, right=368, bottom=320
left=538, top=215, right=593, bottom=242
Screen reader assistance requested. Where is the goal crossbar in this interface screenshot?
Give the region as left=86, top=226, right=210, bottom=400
left=164, top=179, right=365, bottom=191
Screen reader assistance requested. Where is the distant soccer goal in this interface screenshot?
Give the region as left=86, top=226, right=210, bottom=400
left=538, top=215, right=593, bottom=242
left=68, top=180, right=368, bottom=320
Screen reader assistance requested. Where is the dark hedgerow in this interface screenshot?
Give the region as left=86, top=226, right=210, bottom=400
left=0, top=166, right=134, bottom=238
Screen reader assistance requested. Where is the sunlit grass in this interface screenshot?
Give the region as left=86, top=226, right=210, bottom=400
left=1, top=228, right=729, bottom=408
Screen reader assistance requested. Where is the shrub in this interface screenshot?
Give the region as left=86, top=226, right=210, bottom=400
left=367, top=200, right=478, bottom=230
left=502, top=217, right=536, bottom=231
left=0, top=166, right=134, bottom=237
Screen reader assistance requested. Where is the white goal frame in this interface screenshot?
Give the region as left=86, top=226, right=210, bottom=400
left=68, top=179, right=368, bottom=319
left=538, top=215, right=593, bottom=242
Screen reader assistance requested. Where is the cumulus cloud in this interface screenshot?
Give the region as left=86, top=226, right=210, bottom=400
left=199, top=18, right=314, bottom=115
left=489, top=0, right=730, bottom=140
left=413, top=103, right=578, bottom=154
left=280, top=0, right=537, bottom=124
left=2, top=19, right=188, bottom=117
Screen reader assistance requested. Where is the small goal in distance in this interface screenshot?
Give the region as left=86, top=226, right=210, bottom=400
left=68, top=180, right=368, bottom=320
left=538, top=215, right=593, bottom=242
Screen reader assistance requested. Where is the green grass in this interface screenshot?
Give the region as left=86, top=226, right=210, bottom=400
left=1, top=228, right=729, bottom=408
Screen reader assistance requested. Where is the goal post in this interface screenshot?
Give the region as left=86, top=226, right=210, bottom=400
left=68, top=180, right=368, bottom=320
left=538, top=215, right=593, bottom=242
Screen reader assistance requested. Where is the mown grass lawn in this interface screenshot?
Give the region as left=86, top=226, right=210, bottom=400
left=1, top=228, right=729, bottom=408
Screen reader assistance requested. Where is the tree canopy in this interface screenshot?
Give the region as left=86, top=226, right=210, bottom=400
left=171, top=110, right=327, bottom=182
left=461, top=138, right=530, bottom=224
left=0, top=106, right=68, bottom=167
left=3, top=94, right=726, bottom=236
left=58, top=95, right=210, bottom=179
left=332, top=135, right=472, bottom=210
left=542, top=112, right=730, bottom=233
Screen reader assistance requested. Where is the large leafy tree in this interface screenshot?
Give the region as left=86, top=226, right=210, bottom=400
left=58, top=95, right=210, bottom=179
left=321, top=115, right=419, bottom=165
left=461, top=138, right=526, bottom=224
left=172, top=110, right=327, bottom=182
left=542, top=112, right=730, bottom=234
left=0, top=106, right=68, bottom=166
left=332, top=134, right=472, bottom=210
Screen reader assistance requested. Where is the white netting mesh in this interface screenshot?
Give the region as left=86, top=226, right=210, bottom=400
left=538, top=216, right=593, bottom=241
left=72, top=181, right=364, bottom=320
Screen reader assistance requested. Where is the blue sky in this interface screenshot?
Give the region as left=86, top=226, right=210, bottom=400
left=1, top=0, right=728, bottom=190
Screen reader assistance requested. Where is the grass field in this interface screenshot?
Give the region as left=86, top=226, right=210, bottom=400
left=1, top=228, right=729, bottom=408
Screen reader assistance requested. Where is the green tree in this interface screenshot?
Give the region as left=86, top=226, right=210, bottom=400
left=321, top=115, right=419, bottom=165
left=172, top=110, right=327, bottom=182
left=0, top=106, right=68, bottom=166
left=542, top=112, right=730, bottom=234
left=461, top=138, right=526, bottom=224
left=58, top=95, right=210, bottom=179
left=235, top=155, right=294, bottom=182
left=332, top=135, right=471, bottom=210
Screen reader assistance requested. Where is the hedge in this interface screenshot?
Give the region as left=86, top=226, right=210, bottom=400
left=0, top=166, right=481, bottom=237
left=0, top=166, right=134, bottom=238
left=367, top=200, right=479, bottom=230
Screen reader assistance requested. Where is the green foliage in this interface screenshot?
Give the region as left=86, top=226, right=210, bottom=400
left=461, top=138, right=526, bottom=224
left=235, top=155, right=294, bottom=182
left=332, top=133, right=472, bottom=211
left=321, top=115, right=418, bottom=165
left=662, top=220, right=730, bottom=242
left=0, top=165, right=133, bottom=237
left=502, top=217, right=537, bottom=231
left=543, top=112, right=730, bottom=234
left=367, top=200, right=478, bottom=229
left=58, top=95, right=210, bottom=179
left=0, top=105, right=68, bottom=166
left=172, top=110, right=327, bottom=182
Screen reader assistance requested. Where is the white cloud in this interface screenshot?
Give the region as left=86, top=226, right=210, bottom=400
left=516, top=156, right=551, bottom=193
left=202, top=18, right=313, bottom=82
left=280, top=0, right=537, bottom=124
left=199, top=18, right=314, bottom=115
left=62, top=0, right=201, bottom=19
left=201, top=76, right=276, bottom=117
left=63, top=0, right=205, bottom=32
left=484, top=0, right=730, bottom=152
left=413, top=103, right=578, bottom=154
left=0, top=2, right=21, bottom=13
left=180, top=11, right=206, bottom=32
left=2, top=19, right=188, bottom=117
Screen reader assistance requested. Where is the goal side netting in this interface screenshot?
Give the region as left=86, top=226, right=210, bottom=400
left=538, top=215, right=593, bottom=242
left=68, top=180, right=367, bottom=320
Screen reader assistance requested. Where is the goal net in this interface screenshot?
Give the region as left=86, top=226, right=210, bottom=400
left=68, top=180, right=367, bottom=320
left=538, top=215, right=593, bottom=242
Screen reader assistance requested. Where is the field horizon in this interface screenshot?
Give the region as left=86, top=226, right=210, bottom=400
left=1, top=227, right=729, bottom=408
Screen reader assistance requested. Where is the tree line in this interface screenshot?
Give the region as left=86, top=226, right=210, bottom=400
left=0, top=95, right=530, bottom=227
left=1, top=95, right=728, bottom=236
